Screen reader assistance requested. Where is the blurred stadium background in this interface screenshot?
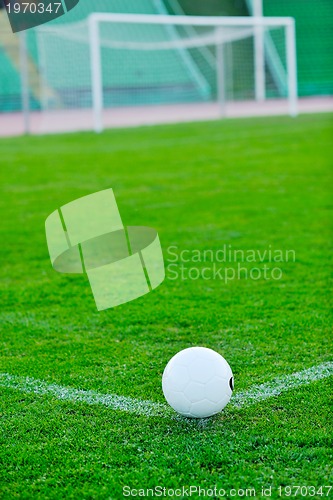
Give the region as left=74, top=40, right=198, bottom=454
left=0, top=0, right=332, bottom=135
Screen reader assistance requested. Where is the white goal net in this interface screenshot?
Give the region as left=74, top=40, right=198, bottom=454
left=34, top=13, right=297, bottom=132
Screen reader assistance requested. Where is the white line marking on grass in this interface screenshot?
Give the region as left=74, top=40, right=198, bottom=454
left=0, top=373, right=170, bottom=418
left=0, top=361, right=332, bottom=419
left=231, top=361, right=333, bottom=408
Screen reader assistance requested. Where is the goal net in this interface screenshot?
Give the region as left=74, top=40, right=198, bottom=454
left=34, top=13, right=297, bottom=132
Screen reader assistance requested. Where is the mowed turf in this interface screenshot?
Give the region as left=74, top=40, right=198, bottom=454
left=0, top=114, right=332, bottom=499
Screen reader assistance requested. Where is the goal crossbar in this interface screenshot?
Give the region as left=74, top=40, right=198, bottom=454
left=89, top=13, right=294, bottom=28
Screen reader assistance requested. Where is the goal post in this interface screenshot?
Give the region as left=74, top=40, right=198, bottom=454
left=89, top=15, right=103, bottom=133
left=87, top=13, right=298, bottom=133
left=286, top=20, right=298, bottom=118
left=34, top=12, right=298, bottom=134
left=252, top=0, right=265, bottom=102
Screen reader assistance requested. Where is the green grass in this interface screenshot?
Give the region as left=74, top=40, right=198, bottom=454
left=0, top=114, right=332, bottom=499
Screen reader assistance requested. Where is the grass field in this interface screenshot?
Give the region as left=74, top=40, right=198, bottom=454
left=0, top=113, right=332, bottom=499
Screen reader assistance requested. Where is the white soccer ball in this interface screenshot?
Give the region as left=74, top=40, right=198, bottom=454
left=162, top=347, right=233, bottom=418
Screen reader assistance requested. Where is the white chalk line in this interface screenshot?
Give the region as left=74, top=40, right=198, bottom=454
left=0, top=361, right=332, bottom=419
left=231, top=361, right=333, bottom=408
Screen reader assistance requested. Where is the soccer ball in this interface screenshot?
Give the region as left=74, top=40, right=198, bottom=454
left=162, top=347, right=233, bottom=418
